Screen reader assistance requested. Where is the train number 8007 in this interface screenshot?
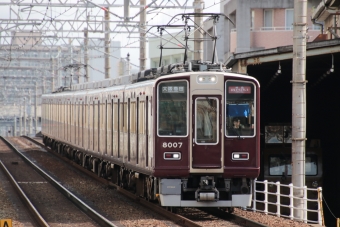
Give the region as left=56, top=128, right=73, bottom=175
left=162, top=142, right=183, bottom=148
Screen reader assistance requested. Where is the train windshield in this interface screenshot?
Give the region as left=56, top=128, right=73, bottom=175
left=157, top=80, right=188, bottom=136
left=225, top=81, right=255, bottom=137
left=269, top=155, right=318, bottom=176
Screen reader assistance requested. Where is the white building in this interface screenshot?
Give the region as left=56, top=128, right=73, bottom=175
left=148, top=33, right=194, bottom=68
left=87, top=40, right=121, bottom=81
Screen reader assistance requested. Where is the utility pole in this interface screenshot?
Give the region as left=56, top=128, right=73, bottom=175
left=50, top=59, right=55, bottom=92
left=29, top=90, right=32, bottom=136
left=84, top=27, right=89, bottom=82
left=14, top=113, right=16, bottom=137
left=58, top=46, right=61, bottom=87
left=292, top=0, right=307, bottom=221
left=35, top=82, right=37, bottom=135
left=52, top=47, right=61, bottom=89
left=42, top=77, right=45, bottom=94
left=69, top=38, right=73, bottom=87
left=124, top=0, right=130, bottom=22
left=24, top=97, right=26, bottom=136
left=127, top=53, right=131, bottom=75
left=105, top=8, right=111, bottom=79
left=139, top=0, right=146, bottom=71
left=20, top=103, right=22, bottom=135
left=193, top=0, right=204, bottom=61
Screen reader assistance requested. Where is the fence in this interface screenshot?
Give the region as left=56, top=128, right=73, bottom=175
left=252, top=180, right=324, bottom=226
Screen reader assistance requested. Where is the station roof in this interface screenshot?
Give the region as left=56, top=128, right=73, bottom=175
left=224, top=38, right=340, bottom=96
left=224, top=38, right=340, bottom=135
left=225, top=39, right=340, bottom=68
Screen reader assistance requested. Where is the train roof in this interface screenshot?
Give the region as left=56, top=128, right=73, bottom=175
left=42, top=61, right=260, bottom=100
left=51, top=61, right=233, bottom=93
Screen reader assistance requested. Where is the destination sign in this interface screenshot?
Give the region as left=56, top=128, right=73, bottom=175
left=228, top=86, right=251, bottom=94
left=162, top=86, right=185, bottom=93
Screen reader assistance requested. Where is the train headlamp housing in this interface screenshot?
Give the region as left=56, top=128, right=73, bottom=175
left=164, top=152, right=181, bottom=160
left=197, top=75, right=217, bottom=84
left=232, top=152, right=249, bottom=160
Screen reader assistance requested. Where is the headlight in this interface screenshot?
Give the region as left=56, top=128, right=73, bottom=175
left=164, top=152, right=181, bottom=160
left=232, top=152, right=249, bottom=160
left=197, top=75, right=217, bottom=84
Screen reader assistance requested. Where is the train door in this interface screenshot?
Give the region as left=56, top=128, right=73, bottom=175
left=192, top=95, right=221, bottom=168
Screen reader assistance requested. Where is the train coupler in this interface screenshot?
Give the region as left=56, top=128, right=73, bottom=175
left=195, top=176, right=219, bottom=201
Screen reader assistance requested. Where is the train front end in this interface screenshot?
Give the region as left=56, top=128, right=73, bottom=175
left=154, top=71, right=260, bottom=208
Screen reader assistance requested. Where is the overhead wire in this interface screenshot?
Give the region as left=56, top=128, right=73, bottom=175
left=203, top=0, right=226, bottom=11
left=2, top=0, right=56, bottom=70
left=2, top=0, right=209, bottom=79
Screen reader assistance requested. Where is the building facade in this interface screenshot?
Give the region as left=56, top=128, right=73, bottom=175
left=204, top=0, right=323, bottom=62
left=149, top=33, right=194, bottom=68
left=0, top=32, right=121, bottom=136
left=87, top=39, right=121, bottom=81
left=311, top=0, right=340, bottom=40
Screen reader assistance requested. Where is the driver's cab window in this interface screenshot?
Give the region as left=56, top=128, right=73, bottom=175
left=157, top=80, right=188, bottom=137
left=225, top=81, right=255, bottom=137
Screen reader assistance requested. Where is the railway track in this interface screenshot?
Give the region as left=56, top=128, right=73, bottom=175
left=0, top=136, right=115, bottom=227
left=21, top=135, right=269, bottom=227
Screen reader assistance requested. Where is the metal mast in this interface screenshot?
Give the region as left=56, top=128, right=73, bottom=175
left=193, top=0, right=204, bottom=61
left=105, top=8, right=111, bottom=79
left=84, top=27, right=89, bottom=83
left=292, top=0, right=307, bottom=221
left=139, top=0, right=147, bottom=71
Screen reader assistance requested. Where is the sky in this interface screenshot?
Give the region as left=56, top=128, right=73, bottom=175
left=0, top=0, right=222, bottom=73
left=117, top=1, right=221, bottom=70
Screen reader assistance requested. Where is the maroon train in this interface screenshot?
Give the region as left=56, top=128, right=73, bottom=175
left=42, top=61, right=260, bottom=209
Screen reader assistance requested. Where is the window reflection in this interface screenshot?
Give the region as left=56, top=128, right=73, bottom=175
left=265, top=125, right=292, bottom=144
left=269, top=155, right=317, bottom=176
left=158, top=81, right=187, bottom=136
left=195, top=98, right=218, bottom=144
left=225, top=81, right=255, bottom=137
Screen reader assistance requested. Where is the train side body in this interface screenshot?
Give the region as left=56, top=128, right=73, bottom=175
left=42, top=71, right=260, bottom=208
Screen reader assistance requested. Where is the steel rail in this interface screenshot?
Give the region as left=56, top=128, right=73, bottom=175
left=2, top=136, right=117, bottom=227
left=24, top=136, right=268, bottom=227
left=23, top=136, right=202, bottom=227
left=0, top=137, right=49, bottom=227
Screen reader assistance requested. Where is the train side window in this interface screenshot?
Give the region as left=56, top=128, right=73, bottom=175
left=269, top=156, right=291, bottom=176
left=131, top=101, right=136, bottom=133
left=139, top=101, right=145, bottom=134
left=113, top=102, right=118, bottom=131
left=269, top=155, right=317, bottom=176
left=305, top=155, right=318, bottom=175
left=157, top=80, right=188, bottom=137
left=123, top=102, right=128, bottom=133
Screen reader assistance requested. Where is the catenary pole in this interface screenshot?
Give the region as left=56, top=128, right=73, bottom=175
left=124, top=0, right=130, bottom=22
left=24, top=97, right=26, bottom=136
left=35, top=82, right=37, bottom=136
left=139, top=0, right=146, bottom=71
left=20, top=104, right=22, bottom=135
left=193, top=0, right=204, bottom=61
left=84, top=26, right=89, bottom=82
left=14, top=113, right=16, bottom=137
left=29, top=90, right=32, bottom=136
left=105, top=8, right=111, bottom=79
left=292, top=0, right=307, bottom=221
